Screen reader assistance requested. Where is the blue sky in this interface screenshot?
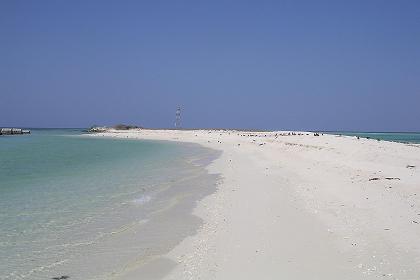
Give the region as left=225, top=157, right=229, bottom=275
left=1, top=1, right=419, bottom=131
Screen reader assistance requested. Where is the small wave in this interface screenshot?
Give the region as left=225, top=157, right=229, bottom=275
left=7, top=259, right=68, bottom=280
left=131, top=195, right=152, bottom=205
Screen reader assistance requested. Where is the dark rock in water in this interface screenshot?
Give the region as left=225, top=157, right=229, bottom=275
left=86, top=126, right=107, bottom=133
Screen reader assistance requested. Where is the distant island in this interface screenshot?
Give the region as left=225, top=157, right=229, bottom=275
left=87, top=124, right=142, bottom=133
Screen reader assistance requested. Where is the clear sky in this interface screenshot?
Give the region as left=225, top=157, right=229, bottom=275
left=1, top=1, right=419, bottom=131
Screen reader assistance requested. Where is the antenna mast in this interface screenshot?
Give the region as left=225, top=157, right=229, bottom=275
left=175, top=106, right=181, bottom=129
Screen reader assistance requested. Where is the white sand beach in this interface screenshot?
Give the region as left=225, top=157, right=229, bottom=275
left=93, top=129, right=420, bottom=279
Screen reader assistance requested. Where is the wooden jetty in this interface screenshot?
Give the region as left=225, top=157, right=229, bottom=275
left=0, top=128, right=31, bottom=135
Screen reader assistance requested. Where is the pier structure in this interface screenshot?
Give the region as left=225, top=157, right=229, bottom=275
left=0, top=128, right=31, bottom=135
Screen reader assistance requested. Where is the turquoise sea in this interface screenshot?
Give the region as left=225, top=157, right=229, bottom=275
left=0, top=129, right=219, bottom=280
left=326, top=132, right=420, bottom=144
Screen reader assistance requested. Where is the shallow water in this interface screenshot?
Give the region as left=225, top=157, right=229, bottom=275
left=0, top=129, right=220, bottom=279
left=326, top=131, right=420, bottom=144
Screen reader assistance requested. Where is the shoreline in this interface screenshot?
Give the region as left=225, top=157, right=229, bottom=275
left=0, top=132, right=222, bottom=280
left=91, top=129, right=420, bottom=279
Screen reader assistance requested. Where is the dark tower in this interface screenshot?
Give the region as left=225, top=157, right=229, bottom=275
left=175, top=106, right=181, bottom=129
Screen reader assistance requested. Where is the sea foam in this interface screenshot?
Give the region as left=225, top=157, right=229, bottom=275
left=131, top=195, right=152, bottom=205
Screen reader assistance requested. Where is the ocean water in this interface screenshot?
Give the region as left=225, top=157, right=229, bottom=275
left=326, top=132, right=420, bottom=144
left=0, top=129, right=220, bottom=280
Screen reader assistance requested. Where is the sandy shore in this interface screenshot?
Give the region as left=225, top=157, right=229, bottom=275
left=93, top=129, right=420, bottom=279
